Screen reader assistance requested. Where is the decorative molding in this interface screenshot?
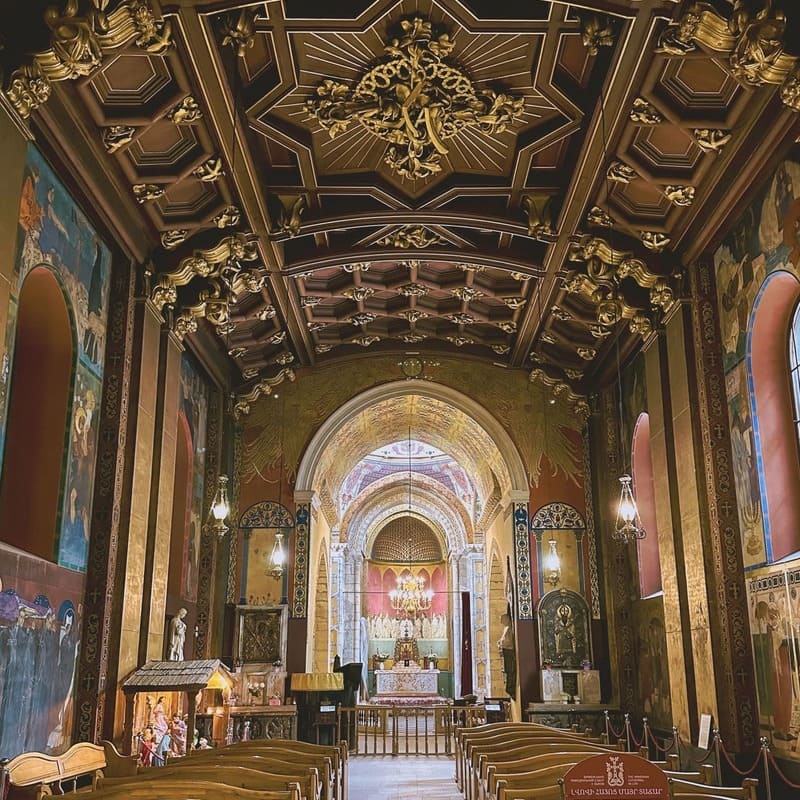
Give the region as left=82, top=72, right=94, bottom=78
left=522, top=194, right=557, bottom=240
left=293, top=502, right=311, bottom=617
left=239, top=500, right=295, bottom=529
left=512, top=501, right=532, bottom=620
left=233, top=369, right=297, bottom=419
left=581, top=426, right=600, bottom=620
left=306, top=16, right=524, bottom=181
left=375, top=226, right=444, bottom=249
left=531, top=502, right=586, bottom=531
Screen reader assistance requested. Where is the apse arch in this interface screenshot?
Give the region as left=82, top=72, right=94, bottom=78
left=295, top=379, right=528, bottom=498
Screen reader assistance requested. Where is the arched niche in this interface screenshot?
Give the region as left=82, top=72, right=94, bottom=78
left=632, top=413, right=662, bottom=597
left=537, top=588, right=592, bottom=669
left=237, top=500, right=294, bottom=606
left=0, top=265, right=75, bottom=562
left=530, top=502, right=585, bottom=597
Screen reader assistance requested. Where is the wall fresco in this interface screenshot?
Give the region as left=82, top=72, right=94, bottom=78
left=0, top=143, right=111, bottom=572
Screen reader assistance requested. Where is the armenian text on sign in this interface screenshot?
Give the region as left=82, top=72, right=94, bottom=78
left=563, top=753, right=669, bottom=800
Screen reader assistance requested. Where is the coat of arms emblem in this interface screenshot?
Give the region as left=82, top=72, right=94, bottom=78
left=606, top=756, right=625, bottom=787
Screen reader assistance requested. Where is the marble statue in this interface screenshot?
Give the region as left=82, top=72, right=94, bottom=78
left=168, top=608, right=187, bottom=661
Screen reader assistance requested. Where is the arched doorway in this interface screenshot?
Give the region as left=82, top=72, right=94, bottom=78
left=0, top=266, right=74, bottom=561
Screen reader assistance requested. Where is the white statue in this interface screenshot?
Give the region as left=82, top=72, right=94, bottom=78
left=168, top=608, right=187, bottom=661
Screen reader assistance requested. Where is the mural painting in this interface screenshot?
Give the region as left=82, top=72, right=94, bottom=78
left=179, top=353, right=210, bottom=603
left=0, top=555, right=85, bottom=759
left=633, top=600, right=671, bottom=731
left=0, top=143, right=111, bottom=572
left=748, top=567, right=800, bottom=754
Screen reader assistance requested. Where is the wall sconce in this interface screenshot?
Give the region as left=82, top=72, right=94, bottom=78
left=544, top=537, right=561, bottom=587
left=268, top=531, right=286, bottom=579
left=208, top=474, right=230, bottom=538
left=613, top=474, right=645, bottom=544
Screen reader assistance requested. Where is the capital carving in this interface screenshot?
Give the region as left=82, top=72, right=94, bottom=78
left=233, top=368, right=297, bottom=419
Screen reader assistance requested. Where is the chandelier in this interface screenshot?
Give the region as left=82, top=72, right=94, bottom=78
left=613, top=474, right=645, bottom=543
left=390, top=571, right=433, bottom=616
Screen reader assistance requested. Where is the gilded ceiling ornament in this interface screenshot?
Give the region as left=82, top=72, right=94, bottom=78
left=343, top=286, right=375, bottom=302
left=307, top=322, right=327, bottom=333
left=550, top=305, right=573, bottom=321
left=458, top=263, right=485, bottom=273
left=510, top=272, right=530, bottom=282
left=562, top=273, right=586, bottom=294
left=630, top=97, right=663, bottom=125
left=503, top=297, right=526, bottom=310
left=655, top=7, right=705, bottom=56
left=446, top=312, right=475, bottom=325
left=256, top=305, right=276, bottom=320
left=492, top=344, right=510, bottom=355
left=522, top=195, right=556, bottom=240
left=173, top=312, right=198, bottom=340
left=640, top=231, right=671, bottom=252
left=102, top=125, right=136, bottom=153
left=305, top=16, right=524, bottom=181
left=6, top=66, right=52, bottom=119
left=629, top=313, right=653, bottom=336
left=301, top=295, right=324, bottom=307
left=589, top=324, right=612, bottom=339
left=540, top=332, right=557, bottom=344
left=276, top=196, right=305, bottom=238
left=315, top=343, right=333, bottom=354
left=607, top=161, right=638, bottom=184
left=693, top=128, right=732, bottom=153
left=161, top=229, right=188, bottom=250
left=780, top=65, right=800, bottom=111
left=242, top=367, right=259, bottom=380
left=168, top=96, right=203, bottom=124
left=580, top=14, right=615, bottom=56
left=352, top=335, right=380, bottom=347
left=596, top=297, right=622, bottom=327
left=529, top=368, right=590, bottom=424
left=350, top=312, right=377, bottom=325
left=133, top=183, right=164, bottom=203
left=275, top=352, right=295, bottom=366
left=398, top=282, right=429, bottom=297
left=213, top=205, right=241, bottom=228
left=269, top=331, right=287, bottom=345
left=193, top=156, right=225, bottom=182
left=233, top=368, right=296, bottom=420
left=172, top=281, right=230, bottom=341
left=399, top=309, right=428, bottom=323
left=446, top=335, right=474, bottom=347
left=451, top=286, right=484, bottom=302
left=565, top=369, right=583, bottom=380
left=219, top=8, right=256, bottom=57
left=664, top=185, right=695, bottom=206
left=496, top=321, right=517, bottom=333
left=401, top=334, right=426, bottom=343
left=343, top=262, right=371, bottom=272
left=228, top=346, right=247, bottom=358
left=577, top=346, right=596, bottom=361
left=587, top=206, right=614, bottom=227
left=376, top=226, right=444, bottom=249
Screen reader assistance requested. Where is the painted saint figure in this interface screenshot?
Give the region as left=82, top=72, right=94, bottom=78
left=497, top=612, right=516, bottom=697
left=168, top=608, right=187, bottom=661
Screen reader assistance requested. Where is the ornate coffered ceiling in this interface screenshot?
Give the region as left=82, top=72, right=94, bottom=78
left=6, top=0, right=800, bottom=401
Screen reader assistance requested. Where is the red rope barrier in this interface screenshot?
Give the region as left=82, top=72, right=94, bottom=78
left=768, top=752, right=800, bottom=790
left=646, top=726, right=676, bottom=754
left=629, top=727, right=644, bottom=749
left=719, top=741, right=763, bottom=777
left=606, top=718, right=625, bottom=740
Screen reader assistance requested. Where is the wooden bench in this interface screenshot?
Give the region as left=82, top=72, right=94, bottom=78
left=2, top=742, right=108, bottom=800
left=98, top=765, right=302, bottom=800
left=79, top=779, right=296, bottom=800
left=668, top=777, right=758, bottom=800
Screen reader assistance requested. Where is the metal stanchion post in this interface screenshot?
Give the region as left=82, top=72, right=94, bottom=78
left=0, top=758, right=9, bottom=800
left=604, top=710, right=610, bottom=744
left=761, top=737, right=772, bottom=800
left=625, top=713, right=631, bottom=752
left=713, top=729, right=721, bottom=785
left=642, top=716, right=649, bottom=760
left=671, top=726, right=679, bottom=765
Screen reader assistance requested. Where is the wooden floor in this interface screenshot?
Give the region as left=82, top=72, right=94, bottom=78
left=349, top=755, right=462, bottom=799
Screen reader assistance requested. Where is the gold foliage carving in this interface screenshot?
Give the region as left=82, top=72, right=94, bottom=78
left=522, top=195, right=556, bottom=240
left=234, top=369, right=297, bottom=419
left=376, top=226, right=444, bottom=249
left=305, top=16, right=524, bottom=181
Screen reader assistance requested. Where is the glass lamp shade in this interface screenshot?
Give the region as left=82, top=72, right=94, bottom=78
left=613, top=473, right=646, bottom=543
left=209, top=475, right=230, bottom=537
left=268, top=532, right=286, bottom=579
left=544, top=538, right=561, bottom=586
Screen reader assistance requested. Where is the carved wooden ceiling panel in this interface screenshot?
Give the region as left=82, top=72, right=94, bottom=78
left=6, top=0, right=800, bottom=411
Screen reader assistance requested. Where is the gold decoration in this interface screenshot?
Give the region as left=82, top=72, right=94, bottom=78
left=496, top=321, right=517, bottom=333
left=577, top=346, right=596, bottom=361
left=522, top=195, right=556, bottom=239
left=630, top=97, right=663, bottom=125
left=307, top=321, right=327, bottom=333
left=352, top=335, right=380, bottom=347
left=349, top=312, right=377, bottom=325
left=376, top=226, right=443, bottom=249
left=664, top=185, right=695, bottom=206
left=219, top=8, right=256, bottom=57
left=446, top=335, right=473, bottom=347
left=540, top=332, right=556, bottom=344
left=228, top=346, right=247, bottom=358
left=550, top=306, right=573, bottom=322
left=446, top=312, right=475, bottom=325
left=580, top=14, right=615, bottom=56
left=306, top=16, right=524, bottom=181
left=607, top=161, right=638, bottom=183
left=301, top=295, right=324, bottom=307
left=589, top=324, right=612, bottom=339
left=492, top=344, right=510, bottom=355
left=503, top=297, right=526, bottom=309
left=693, top=128, right=731, bottom=153
left=451, top=286, right=484, bottom=302
left=234, top=368, right=297, bottom=420
left=242, top=367, right=259, bottom=379
left=213, top=205, right=241, bottom=228
left=193, top=156, right=224, bottom=182
left=343, top=262, right=370, bottom=272
left=168, top=96, right=203, bottom=124
left=401, top=333, right=426, bottom=343
left=629, top=313, right=653, bottom=336
left=398, top=282, right=429, bottom=297
left=172, top=280, right=230, bottom=341
left=529, top=368, right=589, bottom=423
left=458, top=263, right=485, bottom=273
left=343, top=286, right=375, bottom=302
left=510, top=271, right=530, bottom=281
left=399, top=309, right=428, bottom=323
left=102, top=125, right=135, bottom=153
left=640, top=231, right=671, bottom=252
left=133, top=183, right=164, bottom=203
left=276, top=196, right=306, bottom=237
left=256, top=305, right=276, bottom=320
left=315, top=344, right=333, bottom=354
left=269, top=331, right=287, bottom=345
left=5, top=0, right=171, bottom=119
left=275, top=352, right=295, bottom=366
left=587, top=205, right=614, bottom=227
left=160, top=229, right=188, bottom=250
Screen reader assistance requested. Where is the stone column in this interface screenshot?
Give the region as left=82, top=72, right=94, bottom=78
left=74, top=259, right=137, bottom=743
left=686, top=262, right=758, bottom=751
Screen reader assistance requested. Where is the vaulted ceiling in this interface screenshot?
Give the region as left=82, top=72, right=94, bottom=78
left=6, top=0, right=800, bottom=407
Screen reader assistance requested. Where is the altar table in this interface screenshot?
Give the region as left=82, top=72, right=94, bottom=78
left=375, top=667, right=440, bottom=696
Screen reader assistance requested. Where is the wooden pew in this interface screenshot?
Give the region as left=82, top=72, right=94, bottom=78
left=98, top=765, right=302, bottom=800
left=668, top=777, right=758, bottom=800
left=3, top=742, right=107, bottom=799
left=80, top=780, right=296, bottom=800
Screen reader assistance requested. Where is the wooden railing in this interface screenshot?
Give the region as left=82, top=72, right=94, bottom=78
left=337, top=704, right=485, bottom=756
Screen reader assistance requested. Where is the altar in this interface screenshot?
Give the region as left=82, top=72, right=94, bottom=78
left=375, top=665, right=440, bottom=697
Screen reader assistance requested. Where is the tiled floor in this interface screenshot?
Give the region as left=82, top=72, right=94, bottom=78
left=349, top=755, right=462, bottom=799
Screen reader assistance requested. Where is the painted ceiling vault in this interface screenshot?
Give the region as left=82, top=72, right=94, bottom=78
left=7, top=0, right=800, bottom=405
